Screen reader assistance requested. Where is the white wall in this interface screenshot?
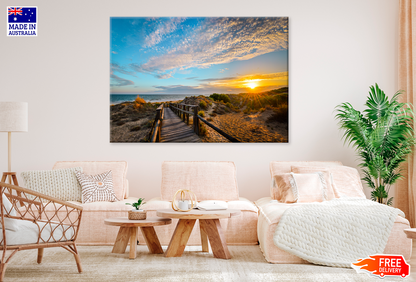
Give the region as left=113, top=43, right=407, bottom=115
left=1, top=0, right=398, bottom=201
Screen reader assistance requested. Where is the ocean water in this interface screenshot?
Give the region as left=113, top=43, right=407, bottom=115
left=110, top=94, right=208, bottom=104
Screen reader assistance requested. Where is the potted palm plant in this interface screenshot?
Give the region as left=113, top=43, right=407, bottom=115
left=335, top=84, right=415, bottom=205
left=126, top=198, right=146, bottom=220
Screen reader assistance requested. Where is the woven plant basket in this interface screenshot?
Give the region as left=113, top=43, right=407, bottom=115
left=128, top=210, right=146, bottom=220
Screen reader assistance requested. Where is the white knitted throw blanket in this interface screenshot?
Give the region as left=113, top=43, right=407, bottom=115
left=273, top=198, right=404, bottom=268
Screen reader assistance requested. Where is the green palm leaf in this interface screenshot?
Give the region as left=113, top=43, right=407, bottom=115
left=336, top=84, right=415, bottom=205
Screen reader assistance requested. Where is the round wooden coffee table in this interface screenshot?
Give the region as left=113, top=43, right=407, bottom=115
left=156, top=209, right=241, bottom=259
left=104, top=217, right=171, bottom=259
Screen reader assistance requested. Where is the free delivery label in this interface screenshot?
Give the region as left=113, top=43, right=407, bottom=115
left=7, top=7, right=37, bottom=36
left=352, top=254, right=410, bottom=279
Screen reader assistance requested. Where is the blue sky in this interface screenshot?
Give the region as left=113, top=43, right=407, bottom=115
left=110, top=17, right=288, bottom=95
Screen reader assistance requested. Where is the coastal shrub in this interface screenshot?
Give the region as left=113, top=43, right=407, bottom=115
left=229, top=95, right=243, bottom=108
left=267, top=104, right=288, bottom=124
left=249, top=100, right=262, bottom=110
left=210, top=93, right=219, bottom=101
left=134, top=95, right=146, bottom=109
left=222, top=95, right=231, bottom=103
left=199, top=101, right=207, bottom=110
left=209, top=93, right=230, bottom=103
left=243, top=108, right=250, bottom=114
left=207, top=117, right=213, bottom=122
left=211, top=113, right=217, bottom=117
left=198, top=110, right=205, bottom=117
left=143, top=102, right=156, bottom=111
left=240, top=92, right=288, bottom=111
left=199, top=124, right=208, bottom=136
left=226, top=102, right=232, bottom=108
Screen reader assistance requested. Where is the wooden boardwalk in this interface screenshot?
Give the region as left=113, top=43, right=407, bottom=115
left=160, top=108, right=201, bottom=143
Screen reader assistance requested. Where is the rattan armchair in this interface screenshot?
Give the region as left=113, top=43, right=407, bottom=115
left=0, top=181, right=83, bottom=281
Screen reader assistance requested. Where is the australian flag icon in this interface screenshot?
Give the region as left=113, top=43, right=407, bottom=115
left=8, top=7, right=37, bottom=23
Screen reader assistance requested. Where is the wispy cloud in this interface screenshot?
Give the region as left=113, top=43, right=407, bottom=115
left=129, top=63, right=174, bottom=79
left=197, top=72, right=287, bottom=84
left=155, top=72, right=173, bottom=79
left=111, top=63, right=136, bottom=77
left=198, top=76, right=237, bottom=82
left=153, top=85, right=200, bottom=93
left=137, top=17, right=288, bottom=75
left=219, top=68, right=228, bottom=73
left=112, top=51, right=118, bottom=54
left=110, top=73, right=134, bottom=87
left=144, top=18, right=185, bottom=48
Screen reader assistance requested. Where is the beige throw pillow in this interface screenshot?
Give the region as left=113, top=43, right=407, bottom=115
left=21, top=167, right=83, bottom=201
left=291, top=166, right=338, bottom=200
left=272, top=173, right=327, bottom=203
left=291, top=165, right=366, bottom=199
left=75, top=170, right=118, bottom=204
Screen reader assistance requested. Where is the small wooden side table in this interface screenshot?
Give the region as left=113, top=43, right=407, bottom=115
left=104, top=217, right=171, bottom=259
left=156, top=209, right=241, bottom=259
left=404, top=228, right=416, bottom=239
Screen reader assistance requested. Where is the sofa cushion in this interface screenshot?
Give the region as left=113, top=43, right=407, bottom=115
left=270, top=161, right=343, bottom=176
left=292, top=165, right=366, bottom=199
left=0, top=220, right=75, bottom=245
left=21, top=167, right=83, bottom=202
left=291, top=166, right=338, bottom=199
left=226, top=198, right=259, bottom=213
left=53, top=161, right=128, bottom=200
left=161, top=161, right=239, bottom=201
left=2, top=194, right=19, bottom=231
left=139, top=197, right=258, bottom=246
left=325, top=166, right=366, bottom=198
left=142, top=197, right=258, bottom=213
left=75, top=170, right=118, bottom=203
left=272, top=173, right=327, bottom=203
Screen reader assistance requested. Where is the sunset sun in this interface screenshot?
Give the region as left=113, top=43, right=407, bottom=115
left=246, top=81, right=258, bottom=89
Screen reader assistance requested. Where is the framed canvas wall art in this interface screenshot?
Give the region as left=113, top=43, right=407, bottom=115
left=110, top=17, right=288, bottom=143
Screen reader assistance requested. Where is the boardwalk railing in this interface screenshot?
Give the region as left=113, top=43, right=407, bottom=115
left=150, top=104, right=164, bottom=142
left=169, top=103, right=240, bottom=142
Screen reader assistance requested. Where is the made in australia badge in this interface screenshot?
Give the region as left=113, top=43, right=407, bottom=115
left=7, top=7, right=37, bottom=36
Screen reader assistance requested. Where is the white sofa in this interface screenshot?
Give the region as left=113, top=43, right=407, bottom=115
left=139, top=161, right=259, bottom=246
left=256, top=161, right=412, bottom=263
